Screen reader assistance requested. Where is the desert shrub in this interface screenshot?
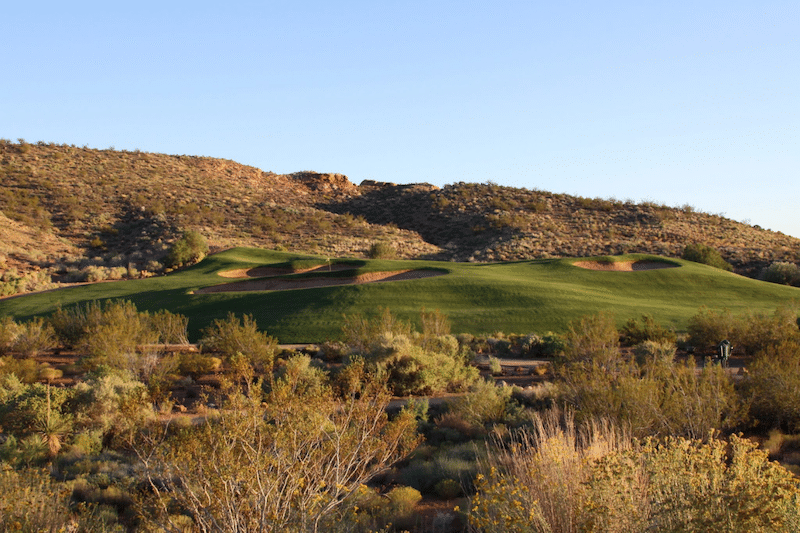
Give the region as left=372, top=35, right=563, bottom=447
left=378, top=338, right=480, bottom=396
left=138, top=373, right=419, bottom=532
left=13, top=317, right=56, bottom=357
left=444, top=379, right=525, bottom=432
left=470, top=411, right=800, bottom=532
left=736, top=304, right=800, bottom=357
left=272, top=354, right=328, bottom=398
left=386, top=485, right=422, bottom=517
left=515, top=332, right=565, bottom=358
left=470, top=409, right=629, bottom=533
left=538, top=331, right=566, bottom=357
left=562, top=312, right=620, bottom=368
left=400, top=444, right=479, bottom=493
left=0, top=316, right=21, bottom=355
left=178, top=352, right=222, bottom=376
left=434, top=478, right=462, bottom=499
left=199, top=312, right=277, bottom=373
left=0, top=468, right=115, bottom=532
left=682, top=243, right=733, bottom=271
left=420, top=307, right=451, bottom=338
left=368, top=241, right=396, bottom=259
left=686, top=307, right=739, bottom=352
left=0, top=356, right=40, bottom=383
left=418, top=333, right=466, bottom=361
left=740, top=357, right=800, bottom=432
left=0, top=379, right=76, bottom=457
left=148, top=309, right=189, bottom=344
left=585, top=435, right=800, bottom=532
left=488, top=355, right=502, bottom=375
left=633, top=340, right=676, bottom=367
left=559, top=356, right=740, bottom=440
left=342, top=307, right=412, bottom=354
left=165, top=230, right=208, bottom=268
left=49, top=302, right=101, bottom=348
left=72, top=371, right=153, bottom=442
left=620, top=314, right=676, bottom=346
left=760, top=261, right=800, bottom=286
left=77, top=300, right=157, bottom=371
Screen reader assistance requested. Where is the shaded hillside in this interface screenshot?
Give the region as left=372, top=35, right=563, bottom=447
left=323, top=180, right=800, bottom=276
left=1, top=139, right=799, bottom=296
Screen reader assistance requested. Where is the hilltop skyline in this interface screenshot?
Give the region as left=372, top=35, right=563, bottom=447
left=2, top=1, right=798, bottom=236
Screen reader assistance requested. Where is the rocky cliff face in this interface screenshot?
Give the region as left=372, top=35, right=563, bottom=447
left=289, top=172, right=359, bottom=194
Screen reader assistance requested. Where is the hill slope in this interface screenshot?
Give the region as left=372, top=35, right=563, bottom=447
left=2, top=139, right=799, bottom=296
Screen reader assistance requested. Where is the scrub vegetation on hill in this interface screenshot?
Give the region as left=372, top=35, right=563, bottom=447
left=2, top=139, right=799, bottom=298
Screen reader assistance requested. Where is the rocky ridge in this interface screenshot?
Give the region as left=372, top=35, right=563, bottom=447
left=1, top=139, right=798, bottom=295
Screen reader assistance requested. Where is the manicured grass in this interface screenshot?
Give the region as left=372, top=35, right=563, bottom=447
left=2, top=248, right=799, bottom=343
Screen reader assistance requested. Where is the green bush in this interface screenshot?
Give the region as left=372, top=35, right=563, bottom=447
left=620, top=314, right=676, bottom=346
left=379, top=339, right=480, bottom=396
left=687, top=307, right=739, bottom=352
left=434, top=478, right=462, bottom=499
left=633, top=340, right=676, bottom=367
left=76, top=300, right=157, bottom=371
left=165, top=230, right=208, bottom=268
left=563, top=312, right=620, bottom=368
left=559, top=356, right=740, bottom=440
left=368, top=241, right=396, bottom=259
left=0, top=356, right=40, bottom=383
left=342, top=307, right=412, bottom=355
left=0, top=316, right=21, bottom=355
left=200, top=313, right=277, bottom=373
left=737, top=305, right=800, bottom=357
left=13, top=317, right=56, bottom=357
left=682, top=243, right=733, bottom=271
left=741, top=356, right=800, bottom=432
left=49, top=302, right=100, bottom=348
left=386, top=486, right=422, bottom=525
left=178, top=352, right=222, bottom=376
left=445, top=379, right=525, bottom=431
left=760, top=261, right=800, bottom=286
left=148, top=309, right=189, bottom=344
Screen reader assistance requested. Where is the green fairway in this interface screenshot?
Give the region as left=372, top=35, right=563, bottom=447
left=1, top=248, right=798, bottom=343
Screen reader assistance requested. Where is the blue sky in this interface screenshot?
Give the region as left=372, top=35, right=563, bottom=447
left=3, top=1, right=798, bottom=237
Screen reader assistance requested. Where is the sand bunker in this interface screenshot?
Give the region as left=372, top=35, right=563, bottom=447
left=197, top=269, right=445, bottom=294
left=218, top=263, right=356, bottom=278
left=573, top=260, right=679, bottom=272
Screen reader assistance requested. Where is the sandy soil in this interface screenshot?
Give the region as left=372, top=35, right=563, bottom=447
left=196, top=269, right=445, bottom=293
left=573, top=260, right=679, bottom=271
left=217, top=263, right=356, bottom=278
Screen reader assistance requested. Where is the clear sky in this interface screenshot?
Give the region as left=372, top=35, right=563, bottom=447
left=3, top=1, right=798, bottom=237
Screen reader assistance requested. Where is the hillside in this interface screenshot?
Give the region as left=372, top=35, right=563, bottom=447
left=2, top=139, right=799, bottom=295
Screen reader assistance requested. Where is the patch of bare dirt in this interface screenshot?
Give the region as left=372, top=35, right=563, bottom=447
left=196, top=269, right=446, bottom=293
left=573, top=260, right=679, bottom=271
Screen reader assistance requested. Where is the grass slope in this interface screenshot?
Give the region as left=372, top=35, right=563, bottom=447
left=2, top=248, right=799, bottom=343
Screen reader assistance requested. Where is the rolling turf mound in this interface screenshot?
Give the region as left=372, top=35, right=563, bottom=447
left=1, top=248, right=798, bottom=343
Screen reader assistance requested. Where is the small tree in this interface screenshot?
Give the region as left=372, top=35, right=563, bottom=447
left=682, top=243, right=733, bottom=271
left=200, top=313, right=277, bottom=373
left=139, top=373, right=420, bottom=532
left=563, top=312, right=620, bottom=368
left=760, top=261, right=800, bottom=286
left=165, top=230, right=208, bottom=268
